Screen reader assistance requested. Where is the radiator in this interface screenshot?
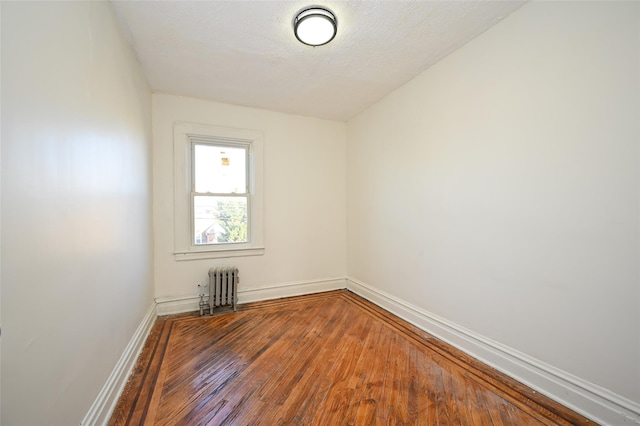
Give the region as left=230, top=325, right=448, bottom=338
left=202, top=267, right=238, bottom=315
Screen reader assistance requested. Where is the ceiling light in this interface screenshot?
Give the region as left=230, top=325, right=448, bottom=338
left=293, top=7, right=337, bottom=46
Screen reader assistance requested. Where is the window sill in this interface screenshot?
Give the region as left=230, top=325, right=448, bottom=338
left=174, top=247, right=265, bottom=261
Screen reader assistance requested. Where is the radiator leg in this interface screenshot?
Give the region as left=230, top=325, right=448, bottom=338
left=233, top=271, right=238, bottom=312
left=209, top=269, right=215, bottom=316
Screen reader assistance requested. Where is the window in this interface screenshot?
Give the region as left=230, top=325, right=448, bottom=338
left=174, top=123, right=264, bottom=260
left=193, top=142, right=248, bottom=245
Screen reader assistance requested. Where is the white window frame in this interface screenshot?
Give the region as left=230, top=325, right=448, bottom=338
left=174, top=122, right=264, bottom=261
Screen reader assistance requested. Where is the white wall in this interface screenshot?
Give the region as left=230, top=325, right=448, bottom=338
left=1, top=2, right=153, bottom=425
left=348, top=0, right=639, bottom=418
left=153, top=94, right=346, bottom=307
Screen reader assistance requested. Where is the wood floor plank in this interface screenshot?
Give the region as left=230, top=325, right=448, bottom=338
left=155, top=312, right=286, bottom=424
left=167, top=311, right=299, bottom=424
left=109, top=290, right=594, bottom=426
left=275, top=302, right=355, bottom=424
left=353, top=320, right=392, bottom=425
left=311, top=313, right=373, bottom=424
left=204, top=298, right=343, bottom=424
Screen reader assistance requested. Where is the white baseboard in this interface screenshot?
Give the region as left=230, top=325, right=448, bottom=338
left=81, top=303, right=157, bottom=426
left=155, top=294, right=200, bottom=316
left=239, top=277, right=347, bottom=303
left=155, top=277, right=347, bottom=316
left=346, top=277, right=640, bottom=426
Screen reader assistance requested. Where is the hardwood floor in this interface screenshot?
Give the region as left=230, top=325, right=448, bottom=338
left=109, top=290, right=593, bottom=425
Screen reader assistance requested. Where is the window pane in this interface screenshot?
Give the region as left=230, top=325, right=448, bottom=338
left=194, top=144, right=247, bottom=193
left=194, top=196, right=248, bottom=245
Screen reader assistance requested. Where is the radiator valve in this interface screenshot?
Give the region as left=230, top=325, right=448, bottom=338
left=197, top=283, right=210, bottom=316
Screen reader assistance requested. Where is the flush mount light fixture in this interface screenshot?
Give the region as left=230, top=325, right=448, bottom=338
left=293, top=7, right=337, bottom=46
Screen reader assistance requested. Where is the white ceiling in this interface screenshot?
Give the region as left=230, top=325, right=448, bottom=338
left=111, top=1, right=525, bottom=122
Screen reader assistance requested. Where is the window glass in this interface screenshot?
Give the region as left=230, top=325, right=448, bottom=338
left=193, top=196, right=248, bottom=245
left=194, top=144, right=247, bottom=194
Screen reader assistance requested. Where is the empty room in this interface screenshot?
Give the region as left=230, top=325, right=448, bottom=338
left=1, top=0, right=639, bottom=425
